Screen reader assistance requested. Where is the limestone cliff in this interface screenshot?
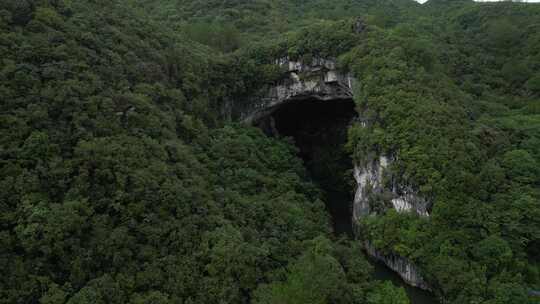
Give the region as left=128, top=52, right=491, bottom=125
left=240, top=57, right=355, bottom=123
left=237, top=54, right=432, bottom=291
left=365, top=243, right=431, bottom=290
left=353, top=154, right=432, bottom=290
left=353, top=155, right=431, bottom=221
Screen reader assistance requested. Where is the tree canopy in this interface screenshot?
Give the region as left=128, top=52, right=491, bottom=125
left=0, top=0, right=539, bottom=303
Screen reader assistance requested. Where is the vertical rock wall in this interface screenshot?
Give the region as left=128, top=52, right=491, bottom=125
left=353, top=155, right=431, bottom=290
left=235, top=54, right=433, bottom=292
left=353, top=155, right=430, bottom=219
left=365, top=243, right=431, bottom=290
left=238, top=57, right=355, bottom=123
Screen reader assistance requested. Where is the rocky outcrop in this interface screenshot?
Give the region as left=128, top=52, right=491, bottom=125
left=353, top=155, right=431, bottom=221
left=365, top=243, right=431, bottom=290
left=237, top=54, right=432, bottom=292
left=240, top=57, right=355, bottom=123
left=353, top=155, right=431, bottom=290
left=353, top=156, right=389, bottom=221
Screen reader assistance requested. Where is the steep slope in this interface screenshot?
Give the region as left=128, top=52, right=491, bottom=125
left=1, top=0, right=539, bottom=303
left=225, top=1, right=540, bottom=302
left=344, top=2, right=540, bottom=302
left=134, top=0, right=421, bottom=51
left=0, top=1, right=387, bottom=303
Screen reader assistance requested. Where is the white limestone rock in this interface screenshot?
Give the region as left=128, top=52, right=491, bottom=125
left=241, top=57, right=355, bottom=123
left=365, top=242, right=431, bottom=290
left=353, top=155, right=430, bottom=218
left=353, top=153, right=432, bottom=291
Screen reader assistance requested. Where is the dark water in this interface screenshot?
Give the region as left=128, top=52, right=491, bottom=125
left=371, top=260, right=439, bottom=304
left=268, top=98, right=439, bottom=304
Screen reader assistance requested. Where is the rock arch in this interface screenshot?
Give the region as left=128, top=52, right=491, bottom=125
left=239, top=56, right=432, bottom=291
left=240, top=57, right=356, bottom=124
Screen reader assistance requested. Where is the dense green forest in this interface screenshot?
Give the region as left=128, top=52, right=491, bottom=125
left=0, top=0, right=539, bottom=303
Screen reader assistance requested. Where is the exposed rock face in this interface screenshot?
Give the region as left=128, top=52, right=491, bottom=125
left=365, top=243, right=431, bottom=290
left=353, top=155, right=431, bottom=221
left=237, top=55, right=432, bottom=291
left=240, top=57, right=355, bottom=123
left=353, top=155, right=431, bottom=290
left=391, top=191, right=430, bottom=217
left=353, top=156, right=389, bottom=221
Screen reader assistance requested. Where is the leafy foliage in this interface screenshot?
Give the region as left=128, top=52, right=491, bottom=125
left=1, top=0, right=540, bottom=304
left=342, top=2, right=540, bottom=303
left=0, top=1, right=387, bottom=303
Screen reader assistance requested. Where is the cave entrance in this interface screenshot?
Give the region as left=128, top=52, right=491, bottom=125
left=258, top=98, right=357, bottom=236
left=253, top=98, right=440, bottom=303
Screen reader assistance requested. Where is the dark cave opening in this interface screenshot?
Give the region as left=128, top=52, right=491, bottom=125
left=260, top=98, right=357, bottom=236
left=255, top=98, right=439, bottom=303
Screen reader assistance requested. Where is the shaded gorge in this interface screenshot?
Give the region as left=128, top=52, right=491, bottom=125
left=256, top=98, right=356, bottom=236
left=254, top=98, right=439, bottom=304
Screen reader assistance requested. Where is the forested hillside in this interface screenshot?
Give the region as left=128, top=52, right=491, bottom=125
left=0, top=0, right=539, bottom=303
left=346, top=1, right=540, bottom=302
left=0, top=1, right=405, bottom=303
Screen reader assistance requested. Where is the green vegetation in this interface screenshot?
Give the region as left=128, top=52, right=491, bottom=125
left=344, top=1, right=540, bottom=303
left=0, top=0, right=403, bottom=303
left=0, top=0, right=539, bottom=303
left=367, top=282, right=410, bottom=304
